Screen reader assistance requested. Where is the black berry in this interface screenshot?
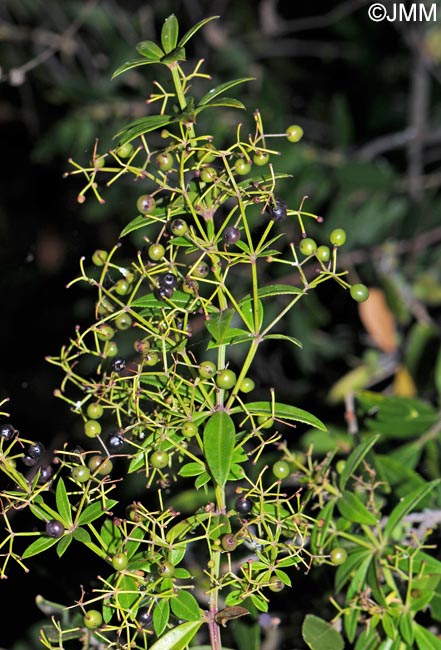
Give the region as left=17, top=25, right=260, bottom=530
left=235, top=496, right=254, bottom=515
left=38, top=464, right=54, bottom=484
left=158, top=272, right=178, bottom=289
left=0, top=423, right=16, bottom=441
left=22, top=455, right=38, bottom=467
left=266, top=198, right=287, bottom=222
left=223, top=226, right=240, bottom=245
left=111, top=357, right=126, bottom=373
left=27, top=441, right=45, bottom=460
left=137, top=607, right=153, bottom=628
left=107, top=433, right=125, bottom=452
left=46, top=519, right=64, bottom=538
left=154, top=286, right=174, bottom=300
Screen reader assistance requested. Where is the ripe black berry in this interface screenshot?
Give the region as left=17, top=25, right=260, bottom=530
left=223, top=226, right=240, bottom=245
left=46, top=519, right=64, bottom=538
left=266, top=198, right=287, bottom=222
left=107, top=432, right=124, bottom=453
left=154, top=286, right=174, bottom=300
left=38, top=464, right=54, bottom=484
left=22, top=455, right=38, bottom=467
left=137, top=607, right=153, bottom=628
left=158, top=272, right=178, bottom=289
left=27, top=441, right=45, bottom=460
left=111, top=357, right=126, bottom=373
left=235, top=496, right=253, bottom=515
left=0, top=423, right=16, bottom=441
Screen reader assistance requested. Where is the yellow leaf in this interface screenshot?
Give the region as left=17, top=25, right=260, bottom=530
left=358, top=287, right=398, bottom=353
left=393, top=365, right=416, bottom=397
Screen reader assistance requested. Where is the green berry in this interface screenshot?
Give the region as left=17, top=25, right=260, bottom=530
left=268, top=576, right=285, bottom=592
left=156, top=152, right=174, bottom=171
left=144, top=351, right=159, bottom=366
left=170, top=219, right=188, bottom=236
left=92, top=249, right=108, bottom=267
left=221, top=534, right=238, bottom=551
left=114, top=279, right=131, bottom=296
left=239, top=377, right=255, bottom=393
left=350, top=283, right=369, bottom=303
left=234, top=158, right=251, bottom=175
left=192, top=261, right=210, bottom=278
left=112, top=552, right=129, bottom=571
left=84, top=419, right=101, bottom=438
left=253, top=150, right=270, bottom=166
left=84, top=609, right=103, bottom=630
left=200, top=166, right=218, bottom=183
left=316, top=245, right=331, bottom=262
left=86, top=403, right=103, bottom=420
left=158, top=560, right=175, bottom=577
left=272, top=460, right=290, bottom=479
left=330, top=547, right=348, bottom=565
left=299, top=237, right=317, bottom=256
left=88, top=455, right=113, bottom=475
left=116, top=142, right=134, bottom=158
left=330, top=228, right=347, bottom=247
left=182, top=279, right=199, bottom=295
left=257, top=415, right=274, bottom=429
left=96, top=324, right=114, bottom=341
left=71, top=465, right=90, bottom=483
left=150, top=450, right=169, bottom=469
left=181, top=421, right=198, bottom=438
left=197, top=144, right=216, bottom=163
left=115, top=313, right=132, bottom=330
left=104, top=341, right=119, bottom=358
left=216, top=369, right=237, bottom=390
left=286, top=124, right=304, bottom=143
left=148, top=243, right=165, bottom=261
left=137, top=194, right=156, bottom=214
left=199, top=361, right=217, bottom=379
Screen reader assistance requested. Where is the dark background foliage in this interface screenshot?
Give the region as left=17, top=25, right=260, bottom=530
left=1, top=0, right=441, bottom=647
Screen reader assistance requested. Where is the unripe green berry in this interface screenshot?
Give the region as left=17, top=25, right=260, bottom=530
left=148, top=243, right=165, bottom=261
left=137, top=194, right=156, bottom=214
left=253, top=150, right=270, bottom=166
left=92, top=250, right=108, bottom=267
left=330, top=547, right=348, bottom=565
left=156, top=152, right=174, bottom=171
left=150, top=450, right=169, bottom=469
left=299, top=237, right=317, bottom=256
left=272, top=460, right=290, bottom=479
left=234, top=158, right=251, bottom=175
left=84, top=419, right=101, bottom=438
left=199, top=361, right=217, bottom=379
left=286, top=124, right=304, bottom=143
left=199, top=166, right=218, bottom=183
left=239, top=377, right=255, bottom=393
left=330, top=228, right=347, bottom=247
left=112, top=552, right=129, bottom=571
left=316, top=245, right=331, bottom=262
left=116, top=142, right=134, bottom=158
left=86, top=403, right=103, bottom=420
left=84, top=609, right=103, bottom=630
left=350, top=283, right=369, bottom=303
left=216, top=369, right=237, bottom=390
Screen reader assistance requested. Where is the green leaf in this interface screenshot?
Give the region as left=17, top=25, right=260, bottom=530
left=257, top=284, right=303, bottom=298
left=72, top=527, right=91, bottom=544
left=239, top=297, right=263, bottom=332
left=114, top=115, right=174, bottom=146
left=399, top=613, right=415, bottom=646
left=414, top=623, right=441, bottom=650
left=161, top=48, right=186, bottom=64
left=111, top=58, right=160, bottom=79
left=78, top=502, right=107, bottom=526
left=178, top=462, right=205, bottom=477
left=339, top=434, right=380, bottom=490
left=56, top=534, right=73, bottom=557
left=161, top=15, right=179, bottom=53
left=195, top=97, right=245, bottom=112
left=22, top=536, right=59, bottom=559
left=100, top=518, right=122, bottom=555
left=153, top=599, right=171, bottom=637
left=131, top=289, right=196, bottom=311
left=149, top=621, right=202, bottom=650
left=335, top=548, right=372, bottom=592
left=203, top=412, right=235, bottom=487
left=302, top=614, right=344, bottom=650
left=177, top=16, right=219, bottom=48
left=263, top=333, right=302, bottom=348
left=199, top=78, right=254, bottom=106
left=120, top=213, right=164, bottom=238
left=384, top=479, right=441, bottom=541
left=116, top=574, right=139, bottom=611
left=136, top=40, right=164, bottom=61
left=337, top=491, right=378, bottom=525
left=55, top=478, right=72, bottom=525
left=170, top=591, right=201, bottom=622
left=231, top=401, right=326, bottom=431
left=205, top=309, right=235, bottom=343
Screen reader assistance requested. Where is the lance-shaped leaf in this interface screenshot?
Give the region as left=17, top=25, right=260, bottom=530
left=111, top=58, right=161, bottom=79
left=136, top=40, right=164, bottom=61
left=203, top=411, right=235, bottom=487
left=149, top=621, right=202, bottom=650
left=55, top=478, right=72, bottom=525
left=302, top=614, right=344, bottom=650
left=161, top=14, right=179, bottom=53
left=177, top=15, right=219, bottom=48
left=114, top=115, right=174, bottom=146
left=198, top=78, right=255, bottom=106
left=195, top=97, right=246, bottom=113
left=384, top=479, right=441, bottom=542
left=337, top=491, right=378, bottom=526
left=230, top=401, right=326, bottom=431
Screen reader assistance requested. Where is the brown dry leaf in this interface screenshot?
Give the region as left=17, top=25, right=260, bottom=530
left=215, top=606, right=249, bottom=627
left=358, top=287, right=398, bottom=353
